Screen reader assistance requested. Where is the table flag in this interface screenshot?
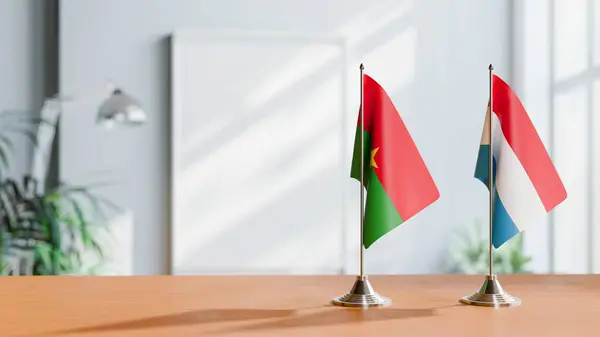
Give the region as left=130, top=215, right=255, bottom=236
left=474, top=74, right=567, bottom=248
left=351, top=74, right=439, bottom=249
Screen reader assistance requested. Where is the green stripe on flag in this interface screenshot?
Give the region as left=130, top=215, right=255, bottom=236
left=364, top=170, right=404, bottom=248
left=351, top=128, right=371, bottom=187
left=350, top=127, right=404, bottom=249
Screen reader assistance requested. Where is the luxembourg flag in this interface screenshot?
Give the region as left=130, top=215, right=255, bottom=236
left=475, top=74, right=567, bottom=248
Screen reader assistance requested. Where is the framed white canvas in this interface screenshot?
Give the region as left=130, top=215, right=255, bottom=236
left=170, top=29, right=350, bottom=275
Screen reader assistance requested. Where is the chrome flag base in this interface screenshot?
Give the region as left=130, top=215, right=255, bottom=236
left=331, top=275, right=391, bottom=308
left=460, top=275, right=521, bottom=307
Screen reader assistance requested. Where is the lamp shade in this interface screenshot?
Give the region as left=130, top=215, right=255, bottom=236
left=97, top=89, right=146, bottom=127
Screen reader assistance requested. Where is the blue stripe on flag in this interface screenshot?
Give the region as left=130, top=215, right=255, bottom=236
left=492, top=190, right=520, bottom=248
left=474, top=145, right=494, bottom=187
left=474, top=144, right=520, bottom=248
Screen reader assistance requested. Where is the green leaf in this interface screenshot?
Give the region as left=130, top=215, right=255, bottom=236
left=51, top=249, right=62, bottom=275
left=71, top=251, right=81, bottom=273
left=0, top=144, right=9, bottom=169
left=49, top=181, right=121, bottom=221
left=0, top=134, right=14, bottom=151
left=41, top=201, right=62, bottom=252
left=90, top=238, right=106, bottom=260
left=35, top=243, right=53, bottom=272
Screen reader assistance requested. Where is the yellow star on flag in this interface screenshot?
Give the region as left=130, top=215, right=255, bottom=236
left=371, top=147, right=379, bottom=168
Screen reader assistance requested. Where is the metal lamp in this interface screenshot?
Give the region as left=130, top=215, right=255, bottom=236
left=31, top=86, right=146, bottom=190
left=96, top=88, right=146, bottom=127
left=47, top=85, right=147, bottom=128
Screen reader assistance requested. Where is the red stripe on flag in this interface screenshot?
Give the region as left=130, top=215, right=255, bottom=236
left=363, top=74, right=439, bottom=220
left=492, top=75, right=567, bottom=211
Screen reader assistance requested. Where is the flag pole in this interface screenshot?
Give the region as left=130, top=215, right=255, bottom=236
left=488, top=64, right=494, bottom=278
left=359, top=63, right=365, bottom=277
left=459, top=64, right=520, bottom=307
left=331, top=63, right=390, bottom=308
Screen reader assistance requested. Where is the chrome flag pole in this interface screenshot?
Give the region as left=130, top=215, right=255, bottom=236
left=489, top=63, right=495, bottom=279
left=360, top=62, right=365, bottom=278
left=331, top=64, right=390, bottom=308
left=460, top=64, right=521, bottom=307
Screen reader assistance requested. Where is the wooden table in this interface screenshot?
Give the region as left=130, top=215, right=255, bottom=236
left=1, top=275, right=599, bottom=336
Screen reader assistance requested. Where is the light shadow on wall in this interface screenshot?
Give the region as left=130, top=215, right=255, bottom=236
left=173, top=1, right=419, bottom=274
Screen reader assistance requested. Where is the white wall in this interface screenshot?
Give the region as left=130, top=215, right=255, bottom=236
left=0, top=0, right=47, bottom=178
left=60, top=0, right=512, bottom=275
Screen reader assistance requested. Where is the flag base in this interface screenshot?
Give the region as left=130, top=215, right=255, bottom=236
left=459, top=275, right=521, bottom=307
left=331, top=275, right=391, bottom=308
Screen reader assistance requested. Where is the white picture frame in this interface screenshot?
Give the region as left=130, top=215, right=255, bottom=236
left=170, top=29, right=350, bottom=275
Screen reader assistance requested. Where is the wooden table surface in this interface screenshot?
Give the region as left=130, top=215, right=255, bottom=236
left=1, top=275, right=599, bottom=337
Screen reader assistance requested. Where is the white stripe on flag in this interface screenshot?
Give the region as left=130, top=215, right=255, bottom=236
left=492, top=112, right=547, bottom=231
left=479, top=105, right=491, bottom=146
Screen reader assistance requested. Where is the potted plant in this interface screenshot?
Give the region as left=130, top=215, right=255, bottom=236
left=445, top=219, right=532, bottom=274
left=0, top=110, right=114, bottom=275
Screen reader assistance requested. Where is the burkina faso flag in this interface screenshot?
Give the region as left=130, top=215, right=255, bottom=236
left=351, top=73, right=439, bottom=248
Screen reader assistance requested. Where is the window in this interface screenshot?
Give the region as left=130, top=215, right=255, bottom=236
left=516, top=0, right=600, bottom=274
